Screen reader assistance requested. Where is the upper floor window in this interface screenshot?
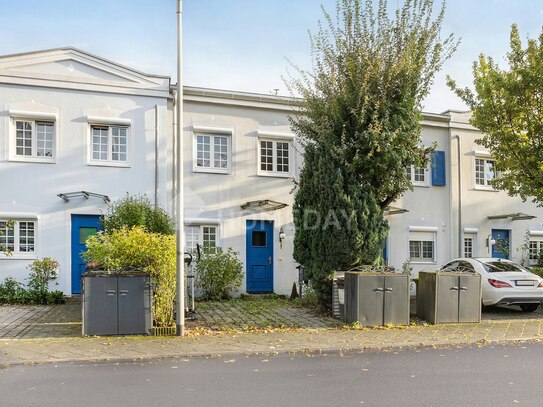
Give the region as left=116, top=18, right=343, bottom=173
left=194, top=133, right=231, bottom=174
left=406, top=165, right=428, bottom=187
left=13, top=119, right=55, bottom=161
left=0, top=219, right=36, bottom=257
left=475, top=158, right=496, bottom=188
left=90, top=125, right=129, bottom=164
left=259, top=139, right=292, bottom=177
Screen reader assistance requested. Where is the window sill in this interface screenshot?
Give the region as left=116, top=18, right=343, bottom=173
left=87, top=161, right=131, bottom=168
left=474, top=186, right=499, bottom=192
left=410, top=260, right=437, bottom=265
left=193, top=167, right=231, bottom=175
left=257, top=172, right=293, bottom=179
left=9, top=157, right=56, bottom=164
left=412, top=183, right=430, bottom=188
left=0, top=254, right=39, bottom=261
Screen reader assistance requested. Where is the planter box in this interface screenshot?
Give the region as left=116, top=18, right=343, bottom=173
left=82, top=272, right=152, bottom=336
left=344, top=272, right=410, bottom=327
left=417, top=271, right=481, bottom=324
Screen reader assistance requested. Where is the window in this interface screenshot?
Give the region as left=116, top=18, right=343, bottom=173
left=90, top=125, right=129, bottom=164
left=13, top=119, right=55, bottom=160
left=464, top=237, right=473, bottom=258
left=193, top=133, right=231, bottom=173
left=409, top=240, right=434, bottom=261
left=529, top=239, right=543, bottom=265
left=259, top=139, right=292, bottom=176
left=475, top=158, right=496, bottom=187
left=0, top=220, right=36, bottom=256
left=408, top=228, right=437, bottom=263
left=184, top=224, right=219, bottom=252
left=406, top=165, right=429, bottom=186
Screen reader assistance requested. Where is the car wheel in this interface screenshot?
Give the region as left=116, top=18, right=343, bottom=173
left=519, top=304, right=539, bottom=313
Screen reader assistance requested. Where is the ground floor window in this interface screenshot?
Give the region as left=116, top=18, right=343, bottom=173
left=408, top=229, right=437, bottom=263
left=184, top=224, right=219, bottom=252
left=464, top=233, right=477, bottom=258
left=529, top=238, right=543, bottom=265
left=0, top=219, right=36, bottom=256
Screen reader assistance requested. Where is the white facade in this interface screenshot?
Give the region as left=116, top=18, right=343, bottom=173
left=0, top=48, right=171, bottom=294
left=3, top=48, right=543, bottom=297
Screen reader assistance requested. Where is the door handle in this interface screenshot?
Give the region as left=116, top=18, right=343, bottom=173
left=384, top=288, right=393, bottom=292
left=450, top=286, right=459, bottom=291
left=120, top=290, right=129, bottom=296
left=268, top=256, right=272, bottom=265
left=106, top=290, right=116, bottom=295
left=373, top=288, right=384, bottom=292
left=459, top=287, right=467, bottom=291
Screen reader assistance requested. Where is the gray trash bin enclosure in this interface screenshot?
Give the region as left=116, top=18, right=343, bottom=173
left=344, top=272, right=410, bottom=327
left=417, top=271, right=481, bottom=324
left=82, top=272, right=152, bottom=336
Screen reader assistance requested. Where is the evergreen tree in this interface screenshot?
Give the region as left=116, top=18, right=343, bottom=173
left=289, top=0, right=457, bottom=308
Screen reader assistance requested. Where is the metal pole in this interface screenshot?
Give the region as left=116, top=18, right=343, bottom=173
left=175, top=0, right=185, bottom=337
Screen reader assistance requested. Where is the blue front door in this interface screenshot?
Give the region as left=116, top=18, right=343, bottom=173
left=491, top=229, right=510, bottom=259
left=246, top=220, right=273, bottom=293
left=71, top=215, right=102, bottom=294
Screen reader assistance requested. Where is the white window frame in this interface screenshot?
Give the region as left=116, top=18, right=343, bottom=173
left=88, top=124, right=130, bottom=167
left=184, top=223, right=220, bottom=252
left=408, top=227, right=437, bottom=264
left=0, top=218, right=38, bottom=259
left=406, top=164, right=430, bottom=187
left=463, top=234, right=477, bottom=258
left=473, top=152, right=498, bottom=190
left=528, top=233, right=543, bottom=266
left=192, top=131, right=232, bottom=174
left=9, top=113, right=57, bottom=164
left=257, top=135, right=294, bottom=178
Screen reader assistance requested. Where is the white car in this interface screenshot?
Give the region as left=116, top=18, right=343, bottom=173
left=441, top=258, right=543, bottom=312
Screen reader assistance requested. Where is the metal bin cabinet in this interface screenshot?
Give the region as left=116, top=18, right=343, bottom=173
left=417, top=271, right=481, bottom=324
left=82, top=272, right=152, bottom=336
left=344, top=272, right=410, bottom=327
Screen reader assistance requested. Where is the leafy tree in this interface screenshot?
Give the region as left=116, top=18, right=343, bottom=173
left=287, top=0, right=457, bottom=308
left=101, top=194, right=174, bottom=235
left=448, top=25, right=543, bottom=205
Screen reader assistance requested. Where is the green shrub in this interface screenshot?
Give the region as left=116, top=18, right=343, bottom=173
left=84, top=227, right=176, bottom=326
left=194, top=248, right=243, bottom=301
left=529, top=267, right=543, bottom=278
left=0, top=257, right=65, bottom=305
left=0, top=277, right=27, bottom=304
left=101, top=194, right=174, bottom=235
left=27, top=257, right=59, bottom=304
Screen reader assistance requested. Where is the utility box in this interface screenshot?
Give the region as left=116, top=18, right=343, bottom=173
left=82, top=272, right=152, bottom=336
left=344, top=272, right=410, bottom=327
left=417, top=271, right=481, bottom=324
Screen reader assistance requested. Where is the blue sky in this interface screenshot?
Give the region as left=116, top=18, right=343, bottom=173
left=2, top=0, right=543, bottom=113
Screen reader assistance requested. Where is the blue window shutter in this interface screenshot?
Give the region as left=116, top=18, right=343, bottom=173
left=431, top=150, right=446, bottom=186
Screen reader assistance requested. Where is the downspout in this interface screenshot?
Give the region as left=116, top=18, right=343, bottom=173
left=154, top=104, right=159, bottom=208
left=455, top=135, right=462, bottom=257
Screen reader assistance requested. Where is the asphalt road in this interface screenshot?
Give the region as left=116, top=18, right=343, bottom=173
left=1, top=342, right=542, bottom=407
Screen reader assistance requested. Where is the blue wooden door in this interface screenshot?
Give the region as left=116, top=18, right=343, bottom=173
left=246, top=220, right=273, bottom=293
left=491, top=229, right=510, bottom=259
left=71, top=215, right=102, bottom=294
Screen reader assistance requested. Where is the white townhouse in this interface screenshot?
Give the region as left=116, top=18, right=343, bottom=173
left=0, top=48, right=171, bottom=295
left=2, top=47, right=543, bottom=297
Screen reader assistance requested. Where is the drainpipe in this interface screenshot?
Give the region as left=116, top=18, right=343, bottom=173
left=455, top=135, right=462, bottom=257
left=154, top=104, right=159, bottom=208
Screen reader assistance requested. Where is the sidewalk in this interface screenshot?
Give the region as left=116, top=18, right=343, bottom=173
left=1, top=300, right=543, bottom=367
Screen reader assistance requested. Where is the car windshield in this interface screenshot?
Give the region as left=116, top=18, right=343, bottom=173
left=482, top=261, right=527, bottom=273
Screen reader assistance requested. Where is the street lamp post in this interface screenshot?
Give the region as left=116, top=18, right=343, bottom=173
left=175, top=0, right=185, bottom=337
